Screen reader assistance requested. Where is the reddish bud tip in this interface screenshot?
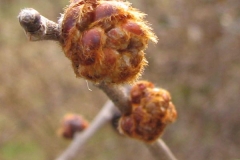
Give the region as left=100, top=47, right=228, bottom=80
left=123, top=21, right=144, bottom=36
left=94, top=3, right=118, bottom=21
left=62, top=6, right=81, bottom=36
left=82, top=28, right=103, bottom=51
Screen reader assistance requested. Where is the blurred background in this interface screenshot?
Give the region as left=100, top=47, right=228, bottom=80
left=0, top=0, right=240, bottom=159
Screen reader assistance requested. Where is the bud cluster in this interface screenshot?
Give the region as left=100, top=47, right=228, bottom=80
left=60, top=0, right=157, bottom=84
left=118, top=81, right=177, bottom=142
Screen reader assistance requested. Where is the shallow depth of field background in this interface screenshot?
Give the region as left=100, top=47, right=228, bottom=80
left=0, top=0, right=240, bottom=160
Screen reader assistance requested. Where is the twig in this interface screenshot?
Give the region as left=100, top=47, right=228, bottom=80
left=56, top=99, right=178, bottom=160
left=147, top=139, right=178, bottom=160
left=96, top=83, right=131, bottom=115
left=56, top=100, right=117, bottom=160
left=18, top=8, right=60, bottom=41
left=18, top=8, right=177, bottom=160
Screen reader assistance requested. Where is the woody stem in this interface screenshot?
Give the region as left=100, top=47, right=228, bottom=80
left=18, top=8, right=61, bottom=41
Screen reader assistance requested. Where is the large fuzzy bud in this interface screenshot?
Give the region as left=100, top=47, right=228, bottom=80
left=59, top=0, right=157, bottom=84
left=118, top=81, right=177, bottom=142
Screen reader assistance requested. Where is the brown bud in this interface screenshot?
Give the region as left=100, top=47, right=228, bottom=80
left=118, top=81, right=177, bottom=143
left=58, top=114, right=89, bottom=139
left=60, top=0, right=157, bottom=84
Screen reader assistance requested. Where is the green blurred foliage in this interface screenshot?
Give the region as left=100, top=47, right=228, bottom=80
left=0, top=0, right=240, bottom=159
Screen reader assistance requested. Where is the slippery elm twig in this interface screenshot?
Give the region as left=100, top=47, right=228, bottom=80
left=18, top=8, right=177, bottom=160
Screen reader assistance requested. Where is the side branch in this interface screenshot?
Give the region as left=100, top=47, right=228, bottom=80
left=18, top=8, right=61, bottom=41
left=56, top=101, right=117, bottom=160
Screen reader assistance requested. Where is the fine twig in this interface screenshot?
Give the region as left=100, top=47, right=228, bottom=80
left=96, top=83, right=132, bottom=115
left=147, top=139, right=178, bottom=160
left=56, top=100, right=117, bottom=160
left=18, top=8, right=177, bottom=160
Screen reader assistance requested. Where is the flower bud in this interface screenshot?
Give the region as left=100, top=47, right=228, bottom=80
left=60, top=0, right=157, bottom=84
left=118, top=81, right=177, bottom=142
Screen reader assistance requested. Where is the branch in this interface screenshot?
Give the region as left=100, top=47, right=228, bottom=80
left=56, top=99, right=178, bottom=160
left=97, top=83, right=178, bottom=160
left=147, top=139, right=178, bottom=160
left=56, top=100, right=117, bottom=160
left=96, top=83, right=131, bottom=115
left=18, top=8, right=177, bottom=160
left=18, top=8, right=61, bottom=41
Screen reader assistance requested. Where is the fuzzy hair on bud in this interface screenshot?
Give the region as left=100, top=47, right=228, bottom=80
left=118, top=81, right=177, bottom=143
left=59, top=0, right=157, bottom=84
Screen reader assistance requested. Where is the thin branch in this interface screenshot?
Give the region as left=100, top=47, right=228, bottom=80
left=18, top=8, right=60, bottom=41
left=18, top=9, right=177, bottom=160
left=96, top=83, right=132, bottom=115
left=147, top=139, right=178, bottom=160
left=56, top=100, right=117, bottom=160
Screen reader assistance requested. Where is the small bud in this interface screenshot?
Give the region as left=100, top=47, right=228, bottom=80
left=118, top=81, right=177, bottom=143
left=58, top=114, right=89, bottom=139
left=60, top=0, right=157, bottom=84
